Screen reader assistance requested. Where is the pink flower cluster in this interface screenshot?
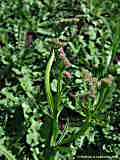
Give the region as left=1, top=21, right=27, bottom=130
left=58, top=48, right=70, bottom=67
left=59, top=48, right=65, bottom=60
left=65, top=58, right=70, bottom=66
left=64, top=71, right=72, bottom=79
left=58, top=48, right=71, bottom=79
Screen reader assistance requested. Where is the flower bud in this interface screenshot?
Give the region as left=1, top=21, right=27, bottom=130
left=64, top=71, right=72, bottom=79
left=65, top=58, right=70, bottom=66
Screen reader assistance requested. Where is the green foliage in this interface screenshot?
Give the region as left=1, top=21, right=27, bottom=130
left=0, top=144, right=16, bottom=160
left=0, top=0, right=120, bottom=159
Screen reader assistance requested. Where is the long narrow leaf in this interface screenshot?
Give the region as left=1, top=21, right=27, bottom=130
left=50, top=108, right=62, bottom=147
left=105, top=20, right=120, bottom=73
left=45, top=50, right=55, bottom=114
left=37, top=28, right=55, bottom=37
left=60, top=119, right=90, bottom=145
left=92, top=80, right=114, bottom=117
left=55, top=118, right=69, bottom=146
left=0, top=145, right=16, bottom=160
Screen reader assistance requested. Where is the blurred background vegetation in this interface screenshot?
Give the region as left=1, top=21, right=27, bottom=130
left=0, top=0, right=120, bottom=159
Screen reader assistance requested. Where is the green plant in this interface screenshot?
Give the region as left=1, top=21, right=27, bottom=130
left=0, top=0, right=120, bottom=159
left=0, top=144, right=16, bottom=160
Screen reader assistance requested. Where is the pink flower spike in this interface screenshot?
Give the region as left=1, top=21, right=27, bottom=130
left=58, top=48, right=65, bottom=60
left=59, top=48, right=65, bottom=56
left=64, top=71, right=72, bottom=79
left=65, top=58, right=70, bottom=66
left=61, top=55, right=65, bottom=60
left=60, top=49, right=65, bottom=55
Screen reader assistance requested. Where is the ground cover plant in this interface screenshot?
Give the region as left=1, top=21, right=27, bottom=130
left=0, top=0, right=120, bottom=159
